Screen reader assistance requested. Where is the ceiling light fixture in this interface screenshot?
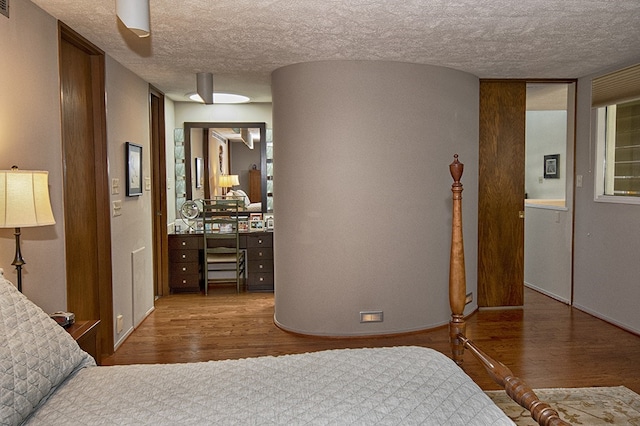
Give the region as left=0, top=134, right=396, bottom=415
left=196, top=72, right=214, bottom=104
left=188, top=92, right=251, bottom=104
left=115, top=0, right=150, bottom=38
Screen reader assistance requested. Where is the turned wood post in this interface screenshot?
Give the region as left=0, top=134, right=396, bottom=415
left=449, top=154, right=467, bottom=365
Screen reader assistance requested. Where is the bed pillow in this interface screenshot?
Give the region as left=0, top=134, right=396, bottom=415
left=233, top=189, right=251, bottom=207
left=226, top=189, right=250, bottom=208
left=0, top=271, right=95, bottom=425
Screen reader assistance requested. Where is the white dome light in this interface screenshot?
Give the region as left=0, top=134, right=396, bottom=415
left=188, top=93, right=250, bottom=104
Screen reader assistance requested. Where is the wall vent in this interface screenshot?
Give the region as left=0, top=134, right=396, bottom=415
left=0, top=0, right=8, bottom=19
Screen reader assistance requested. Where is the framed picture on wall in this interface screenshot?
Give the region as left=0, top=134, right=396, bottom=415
left=543, top=154, right=560, bottom=179
left=126, top=142, right=143, bottom=196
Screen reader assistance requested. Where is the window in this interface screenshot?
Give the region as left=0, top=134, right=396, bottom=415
left=593, top=63, right=640, bottom=204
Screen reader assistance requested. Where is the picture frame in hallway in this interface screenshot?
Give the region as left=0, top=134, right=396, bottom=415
left=126, top=142, right=143, bottom=196
left=544, top=154, right=559, bottom=179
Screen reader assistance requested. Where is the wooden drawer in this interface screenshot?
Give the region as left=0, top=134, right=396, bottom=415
left=169, top=249, right=199, bottom=263
left=247, top=272, right=274, bottom=291
left=248, top=259, right=274, bottom=273
left=246, top=233, right=272, bottom=248
left=247, top=247, right=272, bottom=261
left=169, top=235, right=200, bottom=250
left=170, top=273, right=200, bottom=288
left=170, top=261, right=199, bottom=276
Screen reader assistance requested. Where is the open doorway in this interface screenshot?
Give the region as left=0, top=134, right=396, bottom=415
left=524, top=82, right=576, bottom=304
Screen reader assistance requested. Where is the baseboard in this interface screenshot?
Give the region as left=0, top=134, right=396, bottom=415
left=524, top=282, right=570, bottom=304
left=572, top=303, right=640, bottom=337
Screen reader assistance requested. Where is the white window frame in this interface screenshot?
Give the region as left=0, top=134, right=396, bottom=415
left=594, top=103, right=640, bottom=205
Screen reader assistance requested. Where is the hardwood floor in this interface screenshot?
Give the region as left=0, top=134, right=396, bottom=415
left=103, top=287, right=640, bottom=394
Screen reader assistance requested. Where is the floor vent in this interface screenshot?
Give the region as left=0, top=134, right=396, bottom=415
left=0, top=0, right=8, bottom=18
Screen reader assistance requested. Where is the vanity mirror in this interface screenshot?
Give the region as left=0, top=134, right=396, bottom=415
left=177, top=122, right=269, bottom=215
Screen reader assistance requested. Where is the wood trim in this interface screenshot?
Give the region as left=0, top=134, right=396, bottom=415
left=58, top=22, right=114, bottom=357
left=150, top=86, right=169, bottom=297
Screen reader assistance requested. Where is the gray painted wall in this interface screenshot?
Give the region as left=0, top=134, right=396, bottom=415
left=272, top=61, right=479, bottom=335
left=573, top=62, right=640, bottom=334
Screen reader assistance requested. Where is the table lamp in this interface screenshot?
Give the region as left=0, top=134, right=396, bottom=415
left=0, top=167, right=56, bottom=292
left=218, top=174, right=239, bottom=195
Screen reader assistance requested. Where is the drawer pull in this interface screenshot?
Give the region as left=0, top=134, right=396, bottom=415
left=181, top=241, right=186, bottom=246
left=259, top=277, right=264, bottom=282
left=258, top=239, right=263, bottom=244
left=182, top=279, right=187, bottom=284
left=259, top=264, right=263, bottom=269
left=182, top=267, right=187, bottom=272
left=258, top=251, right=263, bottom=257
left=182, top=254, right=186, bottom=259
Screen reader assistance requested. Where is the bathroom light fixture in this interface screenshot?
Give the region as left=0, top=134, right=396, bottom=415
left=188, top=92, right=251, bottom=104
left=196, top=72, right=214, bottom=104
left=115, top=0, right=150, bottom=38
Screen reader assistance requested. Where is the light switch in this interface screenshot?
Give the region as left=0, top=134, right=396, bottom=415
left=112, top=178, right=120, bottom=195
left=112, top=200, right=122, bottom=217
left=576, top=175, right=583, bottom=188
left=144, top=176, right=151, bottom=191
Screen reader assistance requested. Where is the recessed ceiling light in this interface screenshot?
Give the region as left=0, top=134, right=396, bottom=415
left=187, top=93, right=250, bottom=104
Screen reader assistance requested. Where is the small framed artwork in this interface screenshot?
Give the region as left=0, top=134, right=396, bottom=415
left=239, top=220, right=249, bottom=232
left=126, top=142, right=143, bottom=196
left=263, top=214, right=274, bottom=230
left=250, top=213, right=263, bottom=232
left=195, top=157, right=203, bottom=189
left=543, top=154, right=560, bottom=179
left=250, top=219, right=264, bottom=232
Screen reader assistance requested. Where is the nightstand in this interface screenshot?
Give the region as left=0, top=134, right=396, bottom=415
left=66, top=320, right=101, bottom=365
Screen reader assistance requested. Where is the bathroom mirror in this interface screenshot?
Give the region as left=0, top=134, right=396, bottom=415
left=180, top=122, right=267, bottom=214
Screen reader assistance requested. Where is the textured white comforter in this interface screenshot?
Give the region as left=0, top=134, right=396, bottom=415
left=23, top=346, right=513, bottom=425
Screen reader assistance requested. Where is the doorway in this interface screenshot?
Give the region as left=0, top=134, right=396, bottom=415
left=524, top=82, right=575, bottom=304
left=478, top=80, right=575, bottom=307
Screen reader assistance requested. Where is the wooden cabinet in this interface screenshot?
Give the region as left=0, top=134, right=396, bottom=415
left=249, top=169, right=261, bottom=203
left=168, top=231, right=274, bottom=293
left=66, top=320, right=101, bottom=365
left=169, top=234, right=201, bottom=292
left=246, top=233, right=274, bottom=292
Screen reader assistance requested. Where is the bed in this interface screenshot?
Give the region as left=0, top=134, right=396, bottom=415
left=226, top=189, right=262, bottom=212
left=1, top=156, right=565, bottom=426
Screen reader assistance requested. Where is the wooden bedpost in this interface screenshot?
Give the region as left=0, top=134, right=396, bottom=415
left=449, top=154, right=466, bottom=366
left=447, top=155, right=570, bottom=425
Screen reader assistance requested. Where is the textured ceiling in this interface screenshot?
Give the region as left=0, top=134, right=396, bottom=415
left=31, top=0, right=640, bottom=103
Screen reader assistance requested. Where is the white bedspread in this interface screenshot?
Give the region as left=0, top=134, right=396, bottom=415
left=24, top=346, right=513, bottom=425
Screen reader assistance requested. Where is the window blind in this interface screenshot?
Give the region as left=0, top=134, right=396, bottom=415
left=592, top=63, right=640, bottom=108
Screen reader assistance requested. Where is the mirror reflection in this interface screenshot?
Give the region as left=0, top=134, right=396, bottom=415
left=178, top=122, right=269, bottom=215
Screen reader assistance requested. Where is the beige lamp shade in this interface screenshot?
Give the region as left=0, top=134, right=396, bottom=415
left=0, top=170, right=56, bottom=228
left=218, top=174, right=239, bottom=188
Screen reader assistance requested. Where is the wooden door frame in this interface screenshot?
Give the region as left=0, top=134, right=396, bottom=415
left=59, top=22, right=114, bottom=356
left=149, top=86, right=169, bottom=297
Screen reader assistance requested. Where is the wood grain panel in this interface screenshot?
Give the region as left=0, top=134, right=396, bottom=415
left=59, top=23, right=114, bottom=356
left=478, top=81, right=526, bottom=307
left=150, top=87, right=169, bottom=297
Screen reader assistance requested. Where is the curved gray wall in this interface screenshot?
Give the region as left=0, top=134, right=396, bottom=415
left=272, top=61, right=479, bottom=336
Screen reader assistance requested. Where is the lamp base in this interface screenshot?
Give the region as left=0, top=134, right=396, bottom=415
left=12, top=227, right=25, bottom=292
